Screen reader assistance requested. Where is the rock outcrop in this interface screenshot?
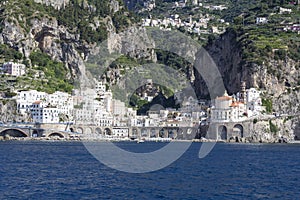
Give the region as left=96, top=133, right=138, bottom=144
left=195, top=28, right=300, bottom=115
left=0, top=100, right=27, bottom=123
left=107, top=26, right=156, bottom=61
left=247, top=116, right=300, bottom=143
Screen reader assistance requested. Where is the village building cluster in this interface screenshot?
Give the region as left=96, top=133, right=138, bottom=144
left=12, top=78, right=265, bottom=138
left=210, top=82, right=262, bottom=123
left=141, top=1, right=229, bottom=35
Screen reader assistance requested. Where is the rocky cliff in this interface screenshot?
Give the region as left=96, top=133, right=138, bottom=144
left=192, top=27, right=300, bottom=141
left=0, top=100, right=27, bottom=123
left=0, top=0, right=152, bottom=87
left=0, top=0, right=299, bottom=141
left=195, top=28, right=300, bottom=115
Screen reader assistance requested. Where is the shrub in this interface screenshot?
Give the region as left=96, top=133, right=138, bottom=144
left=269, top=120, right=279, bottom=133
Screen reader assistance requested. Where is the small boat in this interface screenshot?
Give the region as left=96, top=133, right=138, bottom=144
left=136, top=138, right=145, bottom=143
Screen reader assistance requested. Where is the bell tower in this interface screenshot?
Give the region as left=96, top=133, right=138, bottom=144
left=240, top=81, right=246, bottom=103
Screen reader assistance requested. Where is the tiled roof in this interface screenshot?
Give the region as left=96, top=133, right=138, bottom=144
left=216, top=96, right=232, bottom=101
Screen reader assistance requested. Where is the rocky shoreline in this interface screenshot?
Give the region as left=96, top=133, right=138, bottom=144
left=0, top=135, right=297, bottom=144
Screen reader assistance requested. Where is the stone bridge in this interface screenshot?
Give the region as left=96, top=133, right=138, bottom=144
left=0, top=123, right=70, bottom=139
left=0, top=121, right=255, bottom=141
left=70, top=124, right=201, bottom=140
left=207, top=121, right=253, bottom=141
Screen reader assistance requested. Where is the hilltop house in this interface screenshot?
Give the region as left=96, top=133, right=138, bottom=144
left=2, top=62, right=26, bottom=77
left=256, top=17, right=268, bottom=24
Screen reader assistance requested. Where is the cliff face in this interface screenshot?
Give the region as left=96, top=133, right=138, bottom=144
left=193, top=27, right=300, bottom=140
left=0, top=100, right=26, bottom=123
left=195, top=28, right=299, bottom=114
left=0, top=15, right=87, bottom=82
left=107, top=26, right=156, bottom=61
left=0, top=0, right=153, bottom=86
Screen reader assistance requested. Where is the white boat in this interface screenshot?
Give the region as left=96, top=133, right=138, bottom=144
left=136, top=138, right=145, bottom=143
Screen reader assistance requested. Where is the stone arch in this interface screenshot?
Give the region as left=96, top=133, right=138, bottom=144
left=0, top=129, right=28, bottom=137
left=233, top=124, right=244, bottom=138
left=168, top=129, right=177, bottom=139
left=150, top=128, right=157, bottom=138
left=176, top=128, right=185, bottom=140
left=159, top=128, right=167, bottom=138
left=76, top=127, right=84, bottom=134
left=85, top=127, right=93, bottom=135
left=131, top=127, right=138, bottom=138
left=218, top=125, right=227, bottom=140
left=294, top=122, right=300, bottom=140
left=104, top=127, right=112, bottom=136
left=48, top=132, right=65, bottom=138
left=32, top=130, right=39, bottom=137
left=141, top=128, right=148, bottom=137
left=184, top=127, right=197, bottom=140
left=95, top=127, right=102, bottom=135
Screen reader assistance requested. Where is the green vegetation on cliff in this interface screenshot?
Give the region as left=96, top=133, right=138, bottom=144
left=0, top=0, right=137, bottom=94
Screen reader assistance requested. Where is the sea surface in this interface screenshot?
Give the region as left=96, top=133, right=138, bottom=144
left=0, top=141, right=299, bottom=199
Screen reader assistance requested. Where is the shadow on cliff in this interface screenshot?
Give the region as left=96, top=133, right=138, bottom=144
left=294, top=121, right=300, bottom=140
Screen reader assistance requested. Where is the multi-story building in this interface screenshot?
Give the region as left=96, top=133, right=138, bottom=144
left=16, top=90, right=73, bottom=123
left=112, top=128, right=129, bottom=138
left=16, top=90, right=47, bottom=115
left=112, top=99, right=127, bottom=117
left=211, top=91, right=247, bottom=122
left=211, top=83, right=263, bottom=122
left=246, top=88, right=262, bottom=116
left=30, top=101, right=59, bottom=123
left=2, top=62, right=26, bottom=77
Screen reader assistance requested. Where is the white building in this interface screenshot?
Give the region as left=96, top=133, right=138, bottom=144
left=30, top=101, right=59, bottom=123
left=112, top=128, right=129, bottom=138
left=246, top=88, right=262, bottom=116
left=48, top=91, right=74, bottom=118
left=16, top=90, right=48, bottom=115
left=98, top=117, right=114, bottom=127
left=180, top=96, right=202, bottom=112
left=256, top=17, right=268, bottom=24
left=279, top=7, right=292, bottom=14
left=211, top=91, right=247, bottom=122
left=2, top=62, right=26, bottom=77
left=16, top=90, right=74, bottom=122
left=112, top=99, right=126, bottom=117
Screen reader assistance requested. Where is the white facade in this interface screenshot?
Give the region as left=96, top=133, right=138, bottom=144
left=16, top=90, right=73, bottom=123
left=246, top=88, right=262, bottom=116
left=112, top=128, right=129, bottom=137
left=211, top=91, right=247, bottom=122
left=16, top=90, right=47, bottom=115
left=112, top=99, right=126, bottom=117
left=180, top=96, right=202, bottom=112
left=256, top=17, right=268, bottom=24
left=98, top=117, right=113, bottom=127
left=211, top=87, right=263, bottom=122
left=279, top=7, right=292, bottom=14
left=2, top=62, right=26, bottom=77
left=48, top=91, right=74, bottom=118
left=30, top=101, right=59, bottom=123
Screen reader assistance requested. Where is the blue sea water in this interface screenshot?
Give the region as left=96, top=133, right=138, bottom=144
left=0, top=141, right=299, bottom=199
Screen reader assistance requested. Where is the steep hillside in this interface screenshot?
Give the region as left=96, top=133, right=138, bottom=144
left=194, top=26, right=299, bottom=115
left=0, top=0, right=299, bottom=117
left=0, top=0, right=136, bottom=93
left=128, top=0, right=300, bottom=115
